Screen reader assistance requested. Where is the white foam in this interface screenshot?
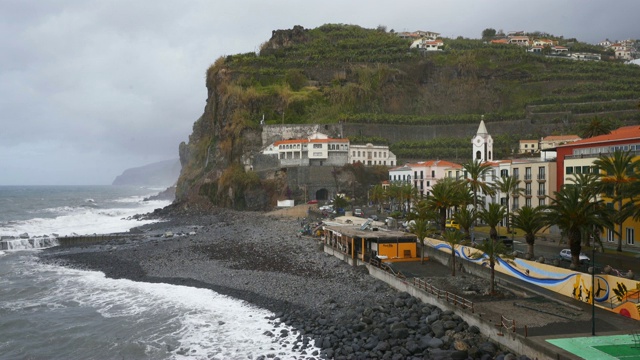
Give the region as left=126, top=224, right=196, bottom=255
left=22, top=262, right=318, bottom=359
left=0, top=199, right=171, bottom=238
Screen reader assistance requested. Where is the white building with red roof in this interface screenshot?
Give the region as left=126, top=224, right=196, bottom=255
left=388, top=160, right=462, bottom=197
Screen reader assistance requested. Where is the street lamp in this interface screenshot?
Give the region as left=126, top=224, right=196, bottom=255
left=592, top=244, right=596, bottom=336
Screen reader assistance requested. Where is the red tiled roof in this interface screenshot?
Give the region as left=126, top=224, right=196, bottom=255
left=558, top=126, right=640, bottom=147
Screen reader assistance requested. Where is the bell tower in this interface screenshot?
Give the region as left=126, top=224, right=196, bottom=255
left=471, top=117, right=493, bottom=162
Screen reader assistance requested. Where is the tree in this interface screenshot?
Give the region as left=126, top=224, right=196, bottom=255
left=453, top=207, right=476, bottom=240
left=426, top=178, right=465, bottom=232
left=579, top=116, right=615, bottom=139
left=370, top=184, right=386, bottom=212
left=510, top=206, right=546, bottom=259
left=478, top=203, right=507, bottom=241
left=545, top=184, right=613, bottom=268
left=594, top=150, right=639, bottom=252
left=472, top=235, right=510, bottom=295
left=409, top=218, right=431, bottom=265
left=481, top=28, right=497, bottom=40
left=493, top=175, right=523, bottom=233
left=442, top=230, right=466, bottom=276
left=462, top=160, right=494, bottom=224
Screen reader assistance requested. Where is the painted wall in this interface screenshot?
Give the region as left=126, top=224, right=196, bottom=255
left=425, top=237, right=640, bottom=320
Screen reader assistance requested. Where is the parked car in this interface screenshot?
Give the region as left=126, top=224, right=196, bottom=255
left=559, top=249, right=590, bottom=263
left=445, top=219, right=460, bottom=230
left=368, top=214, right=379, bottom=221
left=354, top=208, right=364, bottom=217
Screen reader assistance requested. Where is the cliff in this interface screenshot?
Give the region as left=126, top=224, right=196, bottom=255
left=174, top=24, right=640, bottom=212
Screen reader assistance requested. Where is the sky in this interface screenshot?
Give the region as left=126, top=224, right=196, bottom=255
left=1, top=0, right=638, bottom=185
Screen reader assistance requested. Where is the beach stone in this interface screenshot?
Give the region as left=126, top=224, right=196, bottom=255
left=427, top=337, right=444, bottom=348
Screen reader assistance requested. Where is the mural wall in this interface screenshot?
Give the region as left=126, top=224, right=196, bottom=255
left=425, top=238, right=640, bottom=320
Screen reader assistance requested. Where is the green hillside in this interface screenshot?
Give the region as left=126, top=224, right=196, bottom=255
left=204, top=24, right=639, bottom=158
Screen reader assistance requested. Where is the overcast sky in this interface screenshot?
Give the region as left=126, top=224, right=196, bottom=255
left=1, top=0, right=638, bottom=185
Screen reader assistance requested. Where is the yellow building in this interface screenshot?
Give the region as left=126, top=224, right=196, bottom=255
left=323, top=225, right=418, bottom=262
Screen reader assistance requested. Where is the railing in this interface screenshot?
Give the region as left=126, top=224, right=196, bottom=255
left=369, top=258, right=406, bottom=280
left=608, top=290, right=640, bottom=309
left=537, top=174, right=546, bottom=180
left=412, top=278, right=474, bottom=313
left=496, top=315, right=517, bottom=336
left=537, top=190, right=546, bottom=196
left=524, top=174, right=532, bottom=181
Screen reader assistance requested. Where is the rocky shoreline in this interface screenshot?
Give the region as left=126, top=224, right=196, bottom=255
left=38, top=209, right=530, bottom=360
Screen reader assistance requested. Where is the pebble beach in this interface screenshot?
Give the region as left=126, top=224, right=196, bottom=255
left=38, top=208, right=528, bottom=360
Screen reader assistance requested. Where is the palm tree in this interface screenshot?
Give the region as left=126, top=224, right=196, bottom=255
left=579, top=116, right=614, bottom=139
left=510, top=206, right=546, bottom=259
left=370, top=184, right=386, bottom=213
left=478, top=203, right=507, bottom=241
left=409, top=218, right=431, bottom=265
left=408, top=199, right=438, bottom=265
left=493, top=175, right=523, bottom=233
left=426, top=178, right=465, bottom=232
left=386, top=182, right=402, bottom=213
left=400, top=182, right=419, bottom=215
left=453, top=207, right=476, bottom=240
left=462, top=160, right=494, bottom=223
left=545, top=185, right=614, bottom=268
left=471, top=235, right=510, bottom=295
left=442, top=230, right=466, bottom=276
left=593, top=150, right=639, bottom=252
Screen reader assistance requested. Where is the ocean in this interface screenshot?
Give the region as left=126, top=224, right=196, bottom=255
left=0, top=186, right=315, bottom=360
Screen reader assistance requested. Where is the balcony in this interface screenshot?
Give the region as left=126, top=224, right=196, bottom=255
left=524, top=190, right=532, bottom=198
left=537, top=174, right=546, bottom=182
left=524, top=174, right=533, bottom=183
left=537, top=190, right=546, bottom=198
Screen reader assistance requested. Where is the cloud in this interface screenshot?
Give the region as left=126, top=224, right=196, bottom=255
left=0, top=0, right=638, bottom=184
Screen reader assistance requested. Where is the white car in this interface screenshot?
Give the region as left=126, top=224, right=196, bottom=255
left=559, top=249, right=590, bottom=263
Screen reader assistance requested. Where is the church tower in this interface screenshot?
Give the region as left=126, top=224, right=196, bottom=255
left=471, top=118, right=493, bottom=162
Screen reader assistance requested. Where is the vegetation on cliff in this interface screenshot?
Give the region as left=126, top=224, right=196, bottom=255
left=177, top=24, right=640, bottom=210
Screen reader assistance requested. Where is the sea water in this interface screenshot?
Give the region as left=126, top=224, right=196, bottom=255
left=0, top=186, right=315, bottom=359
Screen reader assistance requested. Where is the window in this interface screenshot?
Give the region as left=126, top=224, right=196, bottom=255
left=313, top=144, right=322, bottom=149
left=538, top=198, right=545, bottom=206
left=525, top=198, right=531, bottom=207
left=582, top=166, right=591, bottom=174
left=627, top=228, right=635, bottom=245
left=501, top=169, right=508, bottom=177
left=431, top=170, right=435, bottom=178
left=607, top=229, right=615, bottom=243
left=566, top=167, right=573, bottom=175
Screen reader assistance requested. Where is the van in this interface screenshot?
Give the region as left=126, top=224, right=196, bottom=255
left=445, top=219, right=460, bottom=230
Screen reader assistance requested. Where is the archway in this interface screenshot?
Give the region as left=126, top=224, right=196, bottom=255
left=316, top=188, right=329, bottom=201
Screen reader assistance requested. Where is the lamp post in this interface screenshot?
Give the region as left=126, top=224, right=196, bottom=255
left=591, top=243, right=596, bottom=336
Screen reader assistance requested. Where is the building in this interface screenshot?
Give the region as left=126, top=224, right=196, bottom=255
left=472, top=119, right=493, bottom=162
left=350, top=143, right=396, bottom=166
left=519, top=140, right=539, bottom=154
left=410, top=38, right=444, bottom=51
left=389, top=160, right=462, bottom=197
left=267, top=135, right=349, bottom=167
left=323, top=224, right=418, bottom=262
left=554, top=126, right=640, bottom=190
left=508, top=36, right=530, bottom=46
left=510, top=159, right=557, bottom=209
left=539, top=135, right=581, bottom=161
left=554, top=125, right=640, bottom=247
